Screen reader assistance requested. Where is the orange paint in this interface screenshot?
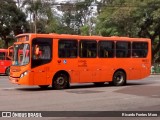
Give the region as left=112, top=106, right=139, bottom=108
left=9, top=33, right=151, bottom=87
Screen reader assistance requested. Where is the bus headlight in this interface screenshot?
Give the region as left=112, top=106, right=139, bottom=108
left=20, top=71, right=28, bottom=78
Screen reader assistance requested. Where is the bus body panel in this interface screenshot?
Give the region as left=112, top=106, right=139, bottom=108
left=0, top=49, right=11, bottom=74
left=9, top=33, right=151, bottom=86
left=0, top=60, right=10, bottom=73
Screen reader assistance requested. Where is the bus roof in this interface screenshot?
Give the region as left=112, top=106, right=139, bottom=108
left=0, top=49, right=8, bottom=52
left=16, top=33, right=151, bottom=42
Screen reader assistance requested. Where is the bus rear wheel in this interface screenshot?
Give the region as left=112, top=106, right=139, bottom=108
left=111, top=71, right=126, bottom=86
left=5, top=67, right=10, bottom=76
left=52, top=73, right=69, bottom=90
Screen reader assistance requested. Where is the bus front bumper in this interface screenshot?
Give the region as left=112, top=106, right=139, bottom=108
left=9, top=76, right=20, bottom=84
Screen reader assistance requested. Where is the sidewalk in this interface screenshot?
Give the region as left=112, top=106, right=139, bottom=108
left=150, top=73, right=160, bottom=75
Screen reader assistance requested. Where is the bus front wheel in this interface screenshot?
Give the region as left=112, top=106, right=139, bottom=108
left=52, top=73, right=69, bottom=90
left=111, top=71, right=126, bottom=86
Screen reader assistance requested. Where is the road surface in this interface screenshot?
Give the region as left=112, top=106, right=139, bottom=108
left=0, top=75, right=160, bottom=120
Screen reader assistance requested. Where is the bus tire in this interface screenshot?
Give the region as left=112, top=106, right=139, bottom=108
left=52, top=73, right=69, bottom=90
left=112, top=71, right=126, bottom=86
left=39, top=85, right=49, bottom=89
left=5, top=67, right=10, bottom=76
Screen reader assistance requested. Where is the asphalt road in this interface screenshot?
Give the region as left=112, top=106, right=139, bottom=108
left=0, top=75, right=160, bottom=120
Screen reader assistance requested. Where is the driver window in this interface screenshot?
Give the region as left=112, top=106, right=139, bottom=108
left=31, top=38, right=52, bottom=68
left=33, top=44, right=40, bottom=59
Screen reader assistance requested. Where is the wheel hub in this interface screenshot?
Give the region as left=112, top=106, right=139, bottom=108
left=116, top=75, right=123, bottom=83
left=57, top=77, right=65, bottom=85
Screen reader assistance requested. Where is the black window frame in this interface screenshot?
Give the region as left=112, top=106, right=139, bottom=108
left=79, top=40, right=97, bottom=58
left=98, top=40, right=115, bottom=58
left=0, top=52, right=5, bottom=60
left=132, top=42, right=148, bottom=58
left=116, top=41, right=131, bottom=58
left=31, top=38, right=53, bottom=68
left=58, top=39, right=78, bottom=58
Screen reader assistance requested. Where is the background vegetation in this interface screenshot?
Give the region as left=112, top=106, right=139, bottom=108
left=0, top=0, right=160, bottom=63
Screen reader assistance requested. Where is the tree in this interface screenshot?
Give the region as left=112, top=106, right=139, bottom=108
left=59, top=0, right=95, bottom=35
left=96, top=0, right=160, bottom=63
left=80, top=25, right=89, bottom=35
left=22, top=0, right=54, bottom=33
left=0, top=0, right=29, bottom=48
left=22, top=0, right=43, bottom=33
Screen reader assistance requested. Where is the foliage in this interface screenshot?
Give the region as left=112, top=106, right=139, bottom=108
left=96, top=0, right=160, bottom=62
left=80, top=25, right=89, bottom=35
left=0, top=0, right=28, bottom=48
left=59, top=0, right=95, bottom=35
left=19, top=0, right=96, bottom=35
left=22, top=0, right=50, bottom=33
left=0, top=0, right=160, bottom=63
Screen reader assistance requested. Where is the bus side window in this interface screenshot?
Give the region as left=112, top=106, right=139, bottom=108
left=132, top=42, right=148, bottom=58
left=58, top=39, right=78, bottom=58
left=132, top=51, right=139, bottom=58
left=79, top=40, right=97, bottom=58
left=40, top=46, right=51, bottom=59
left=31, top=38, right=52, bottom=68
left=70, top=50, right=77, bottom=58
left=6, top=56, right=11, bottom=60
left=34, top=44, right=40, bottom=59
left=116, top=41, right=131, bottom=58
left=98, top=41, right=114, bottom=58
left=87, top=49, right=91, bottom=57
left=104, top=50, right=109, bottom=57
left=0, top=52, right=5, bottom=60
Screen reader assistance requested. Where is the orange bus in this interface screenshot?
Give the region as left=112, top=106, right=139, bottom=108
left=9, top=33, right=151, bottom=89
left=0, top=49, right=11, bottom=75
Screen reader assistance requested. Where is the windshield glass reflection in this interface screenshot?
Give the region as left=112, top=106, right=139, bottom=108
left=12, top=44, right=30, bottom=66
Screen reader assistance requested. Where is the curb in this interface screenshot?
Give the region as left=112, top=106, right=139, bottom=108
left=150, top=73, right=160, bottom=75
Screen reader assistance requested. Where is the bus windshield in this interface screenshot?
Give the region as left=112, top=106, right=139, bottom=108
left=13, top=43, right=30, bottom=66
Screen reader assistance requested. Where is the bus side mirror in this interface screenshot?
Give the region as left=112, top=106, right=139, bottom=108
left=8, top=46, right=13, bottom=60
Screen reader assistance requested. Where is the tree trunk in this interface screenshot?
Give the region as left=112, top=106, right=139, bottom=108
left=4, top=38, right=9, bottom=49
left=152, top=36, right=160, bottom=63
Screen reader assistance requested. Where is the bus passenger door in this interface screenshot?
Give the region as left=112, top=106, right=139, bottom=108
left=31, top=37, right=53, bottom=85
left=31, top=65, right=48, bottom=85
left=79, top=68, right=92, bottom=83
left=78, top=60, right=92, bottom=83
left=92, top=59, right=112, bottom=82
left=92, top=63, right=102, bottom=82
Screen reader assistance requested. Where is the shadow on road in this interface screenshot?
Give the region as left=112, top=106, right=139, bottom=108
left=0, top=74, right=8, bottom=76
left=14, top=81, right=152, bottom=92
